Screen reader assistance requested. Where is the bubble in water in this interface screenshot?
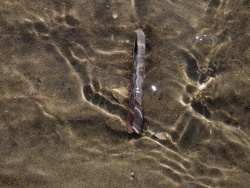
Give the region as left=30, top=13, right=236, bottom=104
left=193, top=33, right=219, bottom=57
left=194, top=34, right=218, bottom=49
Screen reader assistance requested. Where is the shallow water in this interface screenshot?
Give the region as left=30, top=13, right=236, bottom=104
left=0, top=0, right=250, bottom=187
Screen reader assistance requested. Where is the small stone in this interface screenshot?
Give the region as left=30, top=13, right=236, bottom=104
left=152, top=132, right=171, bottom=140
left=111, top=87, right=129, bottom=103
left=111, top=34, right=114, bottom=41
left=129, top=172, right=135, bottom=180
left=112, top=12, right=118, bottom=19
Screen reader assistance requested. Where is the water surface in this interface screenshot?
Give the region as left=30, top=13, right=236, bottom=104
left=0, top=0, right=250, bottom=187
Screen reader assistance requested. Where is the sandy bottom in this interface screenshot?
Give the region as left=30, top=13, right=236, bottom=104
left=0, top=0, right=250, bottom=187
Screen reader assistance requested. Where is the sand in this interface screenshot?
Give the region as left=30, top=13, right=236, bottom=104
left=0, top=0, right=250, bottom=187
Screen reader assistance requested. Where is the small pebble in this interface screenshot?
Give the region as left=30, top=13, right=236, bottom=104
left=129, top=172, right=135, bottom=180
left=111, top=87, right=129, bottom=103
left=152, top=132, right=171, bottom=140
left=112, top=12, right=118, bottom=19
left=111, top=34, right=114, bottom=41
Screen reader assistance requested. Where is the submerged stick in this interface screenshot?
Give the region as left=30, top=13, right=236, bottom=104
left=127, top=28, right=146, bottom=134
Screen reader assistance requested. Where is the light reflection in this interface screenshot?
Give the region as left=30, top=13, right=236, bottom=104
left=151, top=85, right=157, bottom=91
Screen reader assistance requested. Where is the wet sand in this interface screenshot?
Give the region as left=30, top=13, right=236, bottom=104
left=0, top=0, right=250, bottom=187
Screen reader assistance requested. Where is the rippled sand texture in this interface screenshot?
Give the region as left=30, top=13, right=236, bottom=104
left=0, top=0, right=250, bottom=187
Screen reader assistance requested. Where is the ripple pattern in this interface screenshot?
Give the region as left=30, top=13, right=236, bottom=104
left=0, top=0, right=250, bottom=187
